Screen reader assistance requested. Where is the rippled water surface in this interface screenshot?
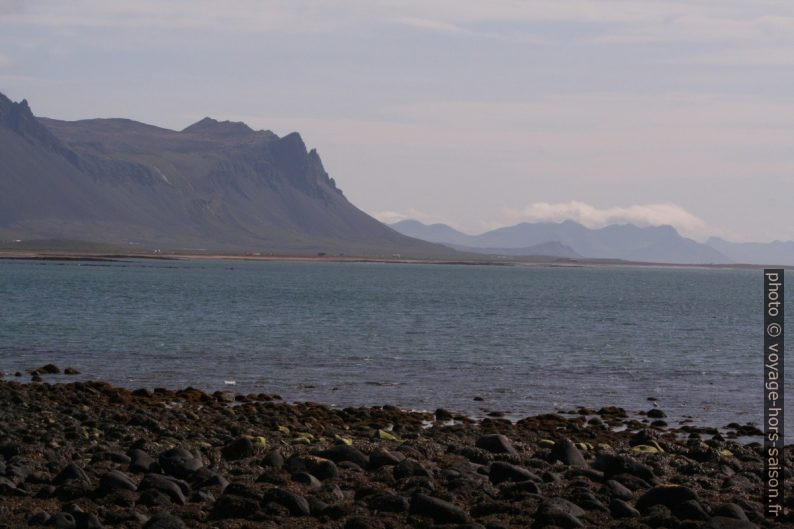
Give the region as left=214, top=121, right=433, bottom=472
left=0, top=258, right=789, bottom=435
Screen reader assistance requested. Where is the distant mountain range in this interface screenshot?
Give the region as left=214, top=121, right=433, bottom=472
left=0, top=92, right=451, bottom=256
left=706, top=237, right=794, bottom=267
left=391, top=219, right=794, bottom=265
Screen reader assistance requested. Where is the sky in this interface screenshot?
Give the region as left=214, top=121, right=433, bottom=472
left=1, top=0, right=793, bottom=243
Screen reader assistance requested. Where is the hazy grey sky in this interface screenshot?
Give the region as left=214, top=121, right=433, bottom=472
left=1, top=1, right=792, bottom=242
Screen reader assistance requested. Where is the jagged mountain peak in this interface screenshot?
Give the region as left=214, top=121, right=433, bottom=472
left=0, top=92, right=77, bottom=162
left=182, top=116, right=254, bottom=136
left=0, top=92, right=36, bottom=127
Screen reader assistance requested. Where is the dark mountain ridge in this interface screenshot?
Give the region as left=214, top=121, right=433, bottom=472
left=0, top=92, right=452, bottom=256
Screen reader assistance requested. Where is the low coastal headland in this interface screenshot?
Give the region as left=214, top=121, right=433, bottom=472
left=0, top=367, right=787, bottom=528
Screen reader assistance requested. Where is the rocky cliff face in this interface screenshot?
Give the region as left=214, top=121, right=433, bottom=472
left=0, top=92, right=449, bottom=256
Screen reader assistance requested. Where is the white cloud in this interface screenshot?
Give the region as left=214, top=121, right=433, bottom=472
left=496, top=201, right=713, bottom=240
left=373, top=209, right=452, bottom=226
left=0, top=52, right=12, bottom=69
left=394, top=16, right=466, bottom=34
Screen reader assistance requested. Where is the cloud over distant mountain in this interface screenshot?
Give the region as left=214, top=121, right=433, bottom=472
left=497, top=201, right=713, bottom=241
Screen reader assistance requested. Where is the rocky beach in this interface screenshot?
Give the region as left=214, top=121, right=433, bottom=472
left=0, top=368, right=788, bottom=529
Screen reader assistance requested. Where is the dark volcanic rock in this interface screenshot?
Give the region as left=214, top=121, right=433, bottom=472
left=605, top=479, right=633, bottom=500
left=222, top=437, right=255, bottom=460
left=705, top=518, right=759, bottom=529
left=503, top=479, right=541, bottom=495
left=96, top=470, right=137, bottom=496
left=158, top=447, right=202, bottom=478
left=489, top=461, right=540, bottom=485
left=570, top=488, right=606, bottom=511
left=0, top=475, right=27, bottom=496
left=139, top=474, right=187, bottom=505
left=592, top=453, right=656, bottom=483
left=139, top=488, right=172, bottom=507
left=263, top=487, right=311, bottom=516
left=713, top=502, right=749, bottom=520
left=540, top=497, right=586, bottom=517
left=394, top=458, right=430, bottom=479
left=212, top=493, right=262, bottom=519
left=128, top=449, right=157, bottom=473
left=288, top=454, right=338, bottom=480
left=367, top=492, right=410, bottom=513
left=370, top=448, right=404, bottom=468
left=672, top=499, right=710, bottom=520
left=36, top=363, right=61, bottom=374
left=105, top=451, right=131, bottom=464
left=435, top=408, right=454, bottom=420
left=52, top=463, right=90, bottom=486
left=28, top=512, right=51, bottom=526
left=262, top=450, right=284, bottom=470
left=409, top=493, right=468, bottom=524
left=143, top=512, right=186, bottom=529
left=50, top=512, right=77, bottom=529
left=292, top=471, right=322, bottom=490
left=549, top=438, right=587, bottom=468
left=636, top=484, right=699, bottom=511
left=317, top=444, right=369, bottom=468
left=475, top=434, right=518, bottom=455
left=536, top=498, right=586, bottom=528
left=72, top=511, right=103, bottom=529
left=535, top=510, right=584, bottom=528
left=195, top=469, right=229, bottom=490
left=609, top=498, right=639, bottom=518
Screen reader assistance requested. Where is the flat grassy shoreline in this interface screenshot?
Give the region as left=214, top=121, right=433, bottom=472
left=0, top=374, right=787, bottom=528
